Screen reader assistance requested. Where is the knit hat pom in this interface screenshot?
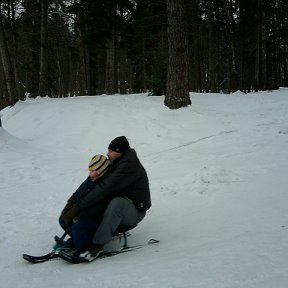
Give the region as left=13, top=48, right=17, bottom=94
left=108, top=136, right=130, bottom=154
left=88, top=155, right=110, bottom=177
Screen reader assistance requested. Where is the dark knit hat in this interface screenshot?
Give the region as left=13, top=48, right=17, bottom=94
left=108, top=136, right=130, bottom=154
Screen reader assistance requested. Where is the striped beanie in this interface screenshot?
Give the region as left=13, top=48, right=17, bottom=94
left=88, top=155, right=110, bottom=177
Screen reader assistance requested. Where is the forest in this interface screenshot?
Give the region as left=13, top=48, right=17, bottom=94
left=0, top=0, right=288, bottom=110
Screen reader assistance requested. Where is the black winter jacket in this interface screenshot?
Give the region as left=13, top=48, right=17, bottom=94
left=69, top=177, right=112, bottom=219
left=76, top=149, right=151, bottom=212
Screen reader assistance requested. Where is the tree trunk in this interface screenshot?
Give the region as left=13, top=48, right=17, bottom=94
left=191, top=0, right=202, bottom=92
left=117, top=41, right=129, bottom=94
left=56, top=49, right=64, bottom=97
left=223, top=0, right=237, bottom=92
left=165, top=0, right=191, bottom=109
left=38, top=0, right=49, bottom=97
left=105, top=33, right=116, bottom=95
left=0, top=8, right=17, bottom=106
left=8, top=0, right=22, bottom=99
left=85, top=47, right=91, bottom=95
left=208, top=0, right=217, bottom=92
left=261, top=2, right=267, bottom=90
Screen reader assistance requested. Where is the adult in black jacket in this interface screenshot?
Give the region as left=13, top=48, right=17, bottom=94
left=76, top=136, right=151, bottom=262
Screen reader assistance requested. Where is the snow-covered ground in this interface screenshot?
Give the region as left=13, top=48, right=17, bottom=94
left=1, top=89, right=288, bottom=288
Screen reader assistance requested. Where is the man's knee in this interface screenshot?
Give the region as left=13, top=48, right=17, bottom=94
left=103, top=197, right=137, bottom=223
left=106, top=197, right=130, bottom=213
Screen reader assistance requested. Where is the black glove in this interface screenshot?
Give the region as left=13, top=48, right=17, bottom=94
left=61, top=204, right=80, bottom=227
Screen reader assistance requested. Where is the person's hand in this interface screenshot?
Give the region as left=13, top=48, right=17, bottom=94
left=61, top=204, right=80, bottom=227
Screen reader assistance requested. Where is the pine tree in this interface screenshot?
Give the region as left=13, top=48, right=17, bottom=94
left=165, top=0, right=191, bottom=109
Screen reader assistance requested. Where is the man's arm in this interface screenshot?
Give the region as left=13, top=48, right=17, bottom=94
left=76, top=159, right=138, bottom=210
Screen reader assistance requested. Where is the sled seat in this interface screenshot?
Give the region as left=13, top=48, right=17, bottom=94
left=114, top=224, right=137, bottom=235
left=113, top=225, right=137, bottom=248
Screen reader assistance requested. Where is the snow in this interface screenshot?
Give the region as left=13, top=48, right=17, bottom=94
left=1, top=89, right=288, bottom=287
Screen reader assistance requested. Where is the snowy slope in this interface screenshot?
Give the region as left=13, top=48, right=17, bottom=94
left=1, top=90, right=288, bottom=288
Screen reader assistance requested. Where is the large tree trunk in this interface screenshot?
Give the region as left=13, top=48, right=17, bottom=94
left=0, top=8, right=17, bottom=106
left=38, top=0, right=49, bottom=97
left=165, top=0, right=191, bottom=109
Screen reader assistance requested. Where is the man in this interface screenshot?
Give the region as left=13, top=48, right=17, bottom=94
left=78, top=136, right=151, bottom=262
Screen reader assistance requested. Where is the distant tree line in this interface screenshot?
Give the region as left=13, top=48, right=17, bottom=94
left=0, top=0, right=287, bottom=110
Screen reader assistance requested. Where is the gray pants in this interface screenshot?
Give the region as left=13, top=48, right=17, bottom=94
left=92, top=197, right=146, bottom=245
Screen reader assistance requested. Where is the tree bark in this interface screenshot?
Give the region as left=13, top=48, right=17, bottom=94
left=165, top=0, right=191, bottom=109
left=0, top=8, right=17, bottom=106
